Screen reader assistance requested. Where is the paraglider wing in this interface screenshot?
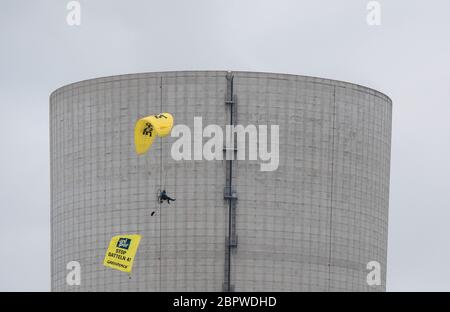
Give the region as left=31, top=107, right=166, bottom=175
left=134, top=113, right=174, bottom=155
left=134, top=117, right=156, bottom=155
left=150, top=113, right=174, bottom=137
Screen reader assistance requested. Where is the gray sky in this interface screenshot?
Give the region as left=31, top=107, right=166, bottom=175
left=1, top=0, right=449, bottom=291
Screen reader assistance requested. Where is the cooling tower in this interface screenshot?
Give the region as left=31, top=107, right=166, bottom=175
left=50, top=71, right=392, bottom=291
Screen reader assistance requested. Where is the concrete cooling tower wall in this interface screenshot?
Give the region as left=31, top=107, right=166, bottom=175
left=50, top=71, right=392, bottom=291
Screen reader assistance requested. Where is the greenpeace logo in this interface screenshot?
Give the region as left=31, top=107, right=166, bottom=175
left=116, top=238, right=131, bottom=250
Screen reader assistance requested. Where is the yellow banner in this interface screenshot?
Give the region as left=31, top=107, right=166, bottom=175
left=134, top=112, right=174, bottom=155
left=103, top=234, right=141, bottom=273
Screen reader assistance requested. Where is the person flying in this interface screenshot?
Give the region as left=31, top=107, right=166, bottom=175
left=159, top=190, right=176, bottom=204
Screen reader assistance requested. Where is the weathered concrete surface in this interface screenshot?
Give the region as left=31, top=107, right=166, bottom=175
left=50, top=71, right=391, bottom=291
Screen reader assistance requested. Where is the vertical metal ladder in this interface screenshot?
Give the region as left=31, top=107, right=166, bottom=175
left=223, top=72, right=238, bottom=292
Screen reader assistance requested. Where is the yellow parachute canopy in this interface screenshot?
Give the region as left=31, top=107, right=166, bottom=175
left=134, top=113, right=174, bottom=155
left=103, top=234, right=141, bottom=273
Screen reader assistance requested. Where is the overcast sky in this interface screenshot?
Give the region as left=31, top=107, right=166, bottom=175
left=1, top=0, right=449, bottom=291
